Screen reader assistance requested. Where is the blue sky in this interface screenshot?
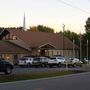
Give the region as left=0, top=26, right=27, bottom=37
left=0, top=0, right=90, bottom=33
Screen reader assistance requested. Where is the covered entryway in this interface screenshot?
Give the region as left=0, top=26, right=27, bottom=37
left=39, top=43, right=56, bottom=56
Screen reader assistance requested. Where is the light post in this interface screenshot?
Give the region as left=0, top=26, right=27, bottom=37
left=73, top=39, right=75, bottom=58
left=62, top=24, right=68, bottom=70
left=62, top=24, right=65, bottom=56
left=87, top=39, right=88, bottom=62
left=80, top=33, right=82, bottom=61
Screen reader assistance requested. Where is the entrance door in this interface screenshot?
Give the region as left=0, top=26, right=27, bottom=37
left=40, top=49, right=45, bottom=55
left=13, top=55, right=18, bottom=65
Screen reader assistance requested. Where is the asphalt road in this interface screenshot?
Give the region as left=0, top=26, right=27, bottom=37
left=0, top=72, right=90, bottom=90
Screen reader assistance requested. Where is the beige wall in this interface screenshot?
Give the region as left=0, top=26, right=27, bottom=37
left=46, top=49, right=79, bottom=58
left=1, top=53, right=30, bottom=64
left=31, top=49, right=79, bottom=58
left=2, top=54, right=13, bottom=62
left=47, top=50, right=63, bottom=56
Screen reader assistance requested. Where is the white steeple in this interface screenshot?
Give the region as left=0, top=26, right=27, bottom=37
left=23, top=13, right=27, bottom=31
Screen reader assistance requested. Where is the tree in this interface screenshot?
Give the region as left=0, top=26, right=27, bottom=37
left=37, top=25, right=54, bottom=33
left=29, top=25, right=54, bottom=33
left=81, top=32, right=90, bottom=59
left=59, top=30, right=90, bottom=60
left=0, top=27, right=5, bottom=33
left=85, top=17, right=90, bottom=33
left=29, top=26, right=38, bottom=32
left=59, top=30, right=80, bottom=46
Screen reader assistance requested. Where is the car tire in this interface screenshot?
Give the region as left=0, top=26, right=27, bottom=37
left=46, top=64, right=50, bottom=68
left=27, top=63, right=31, bottom=67
left=41, top=64, right=45, bottom=67
left=73, top=63, right=76, bottom=67
left=79, top=64, right=82, bottom=67
left=20, top=65, right=24, bottom=67
left=5, top=66, right=12, bottom=75
left=58, top=63, right=62, bottom=67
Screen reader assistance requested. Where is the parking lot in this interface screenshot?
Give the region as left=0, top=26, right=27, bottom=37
left=0, top=64, right=90, bottom=75
left=0, top=54, right=89, bottom=75
left=11, top=66, right=83, bottom=75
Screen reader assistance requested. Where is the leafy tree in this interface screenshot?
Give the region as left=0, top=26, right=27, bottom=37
left=81, top=32, right=90, bottom=59
left=85, top=17, right=90, bottom=33
left=0, top=27, right=5, bottom=33
left=59, top=30, right=80, bottom=46
left=29, top=25, right=54, bottom=33
left=37, top=25, right=54, bottom=33
left=29, top=26, right=38, bottom=32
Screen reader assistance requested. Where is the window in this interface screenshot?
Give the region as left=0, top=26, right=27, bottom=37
left=12, top=35, right=17, bottom=40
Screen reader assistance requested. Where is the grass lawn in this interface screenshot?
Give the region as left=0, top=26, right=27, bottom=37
left=0, top=70, right=84, bottom=83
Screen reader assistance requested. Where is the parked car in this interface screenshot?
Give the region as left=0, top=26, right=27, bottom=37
left=53, top=55, right=66, bottom=66
left=32, top=56, right=50, bottom=67
left=0, top=58, right=14, bottom=74
left=47, top=57, right=58, bottom=67
left=18, top=56, right=35, bottom=67
left=32, top=57, right=42, bottom=67
left=66, top=58, right=83, bottom=67
left=47, top=56, right=66, bottom=67
left=83, top=58, right=90, bottom=64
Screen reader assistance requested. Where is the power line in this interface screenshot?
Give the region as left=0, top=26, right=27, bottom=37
left=57, top=0, right=90, bottom=14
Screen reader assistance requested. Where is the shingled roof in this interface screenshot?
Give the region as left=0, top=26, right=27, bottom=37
left=1, top=29, right=79, bottom=50
left=0, top=40, right=30, bottom=54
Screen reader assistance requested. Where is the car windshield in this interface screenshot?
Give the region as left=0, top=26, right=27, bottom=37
left=20, top=58, right=27, bottom=61
left=52, top=56, right=65, bottom=60
left=34, top=57, right=40, bottom=61
left=51, top=57, right=56, bottom=59
left=57, top=57, right=65, bottom=59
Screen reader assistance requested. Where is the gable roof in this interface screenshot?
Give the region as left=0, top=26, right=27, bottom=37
left=0, top=28, right=79, bottom=50
left=0, top=30, right=2, bottom=33
left=0, top=40, right=30, bottom=54
left=39, top=43, right=56, bottom=49
left=8, top=40, right=31, bottom=51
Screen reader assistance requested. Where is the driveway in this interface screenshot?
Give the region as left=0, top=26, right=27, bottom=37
left=0, top=72, right=90, bottom=90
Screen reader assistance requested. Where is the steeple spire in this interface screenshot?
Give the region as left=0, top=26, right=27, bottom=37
left=23, top=12, right=27, bottom=31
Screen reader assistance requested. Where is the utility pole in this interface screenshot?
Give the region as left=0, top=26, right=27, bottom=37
left=73, top=39, right=75, bottom=58
left=87, top=39, right=88, bottom=61
left=62, top=24, right=65, bottom=56
left=80, top=33, right=82, bottom=61
left=62, top=24, right=68, bottom=70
